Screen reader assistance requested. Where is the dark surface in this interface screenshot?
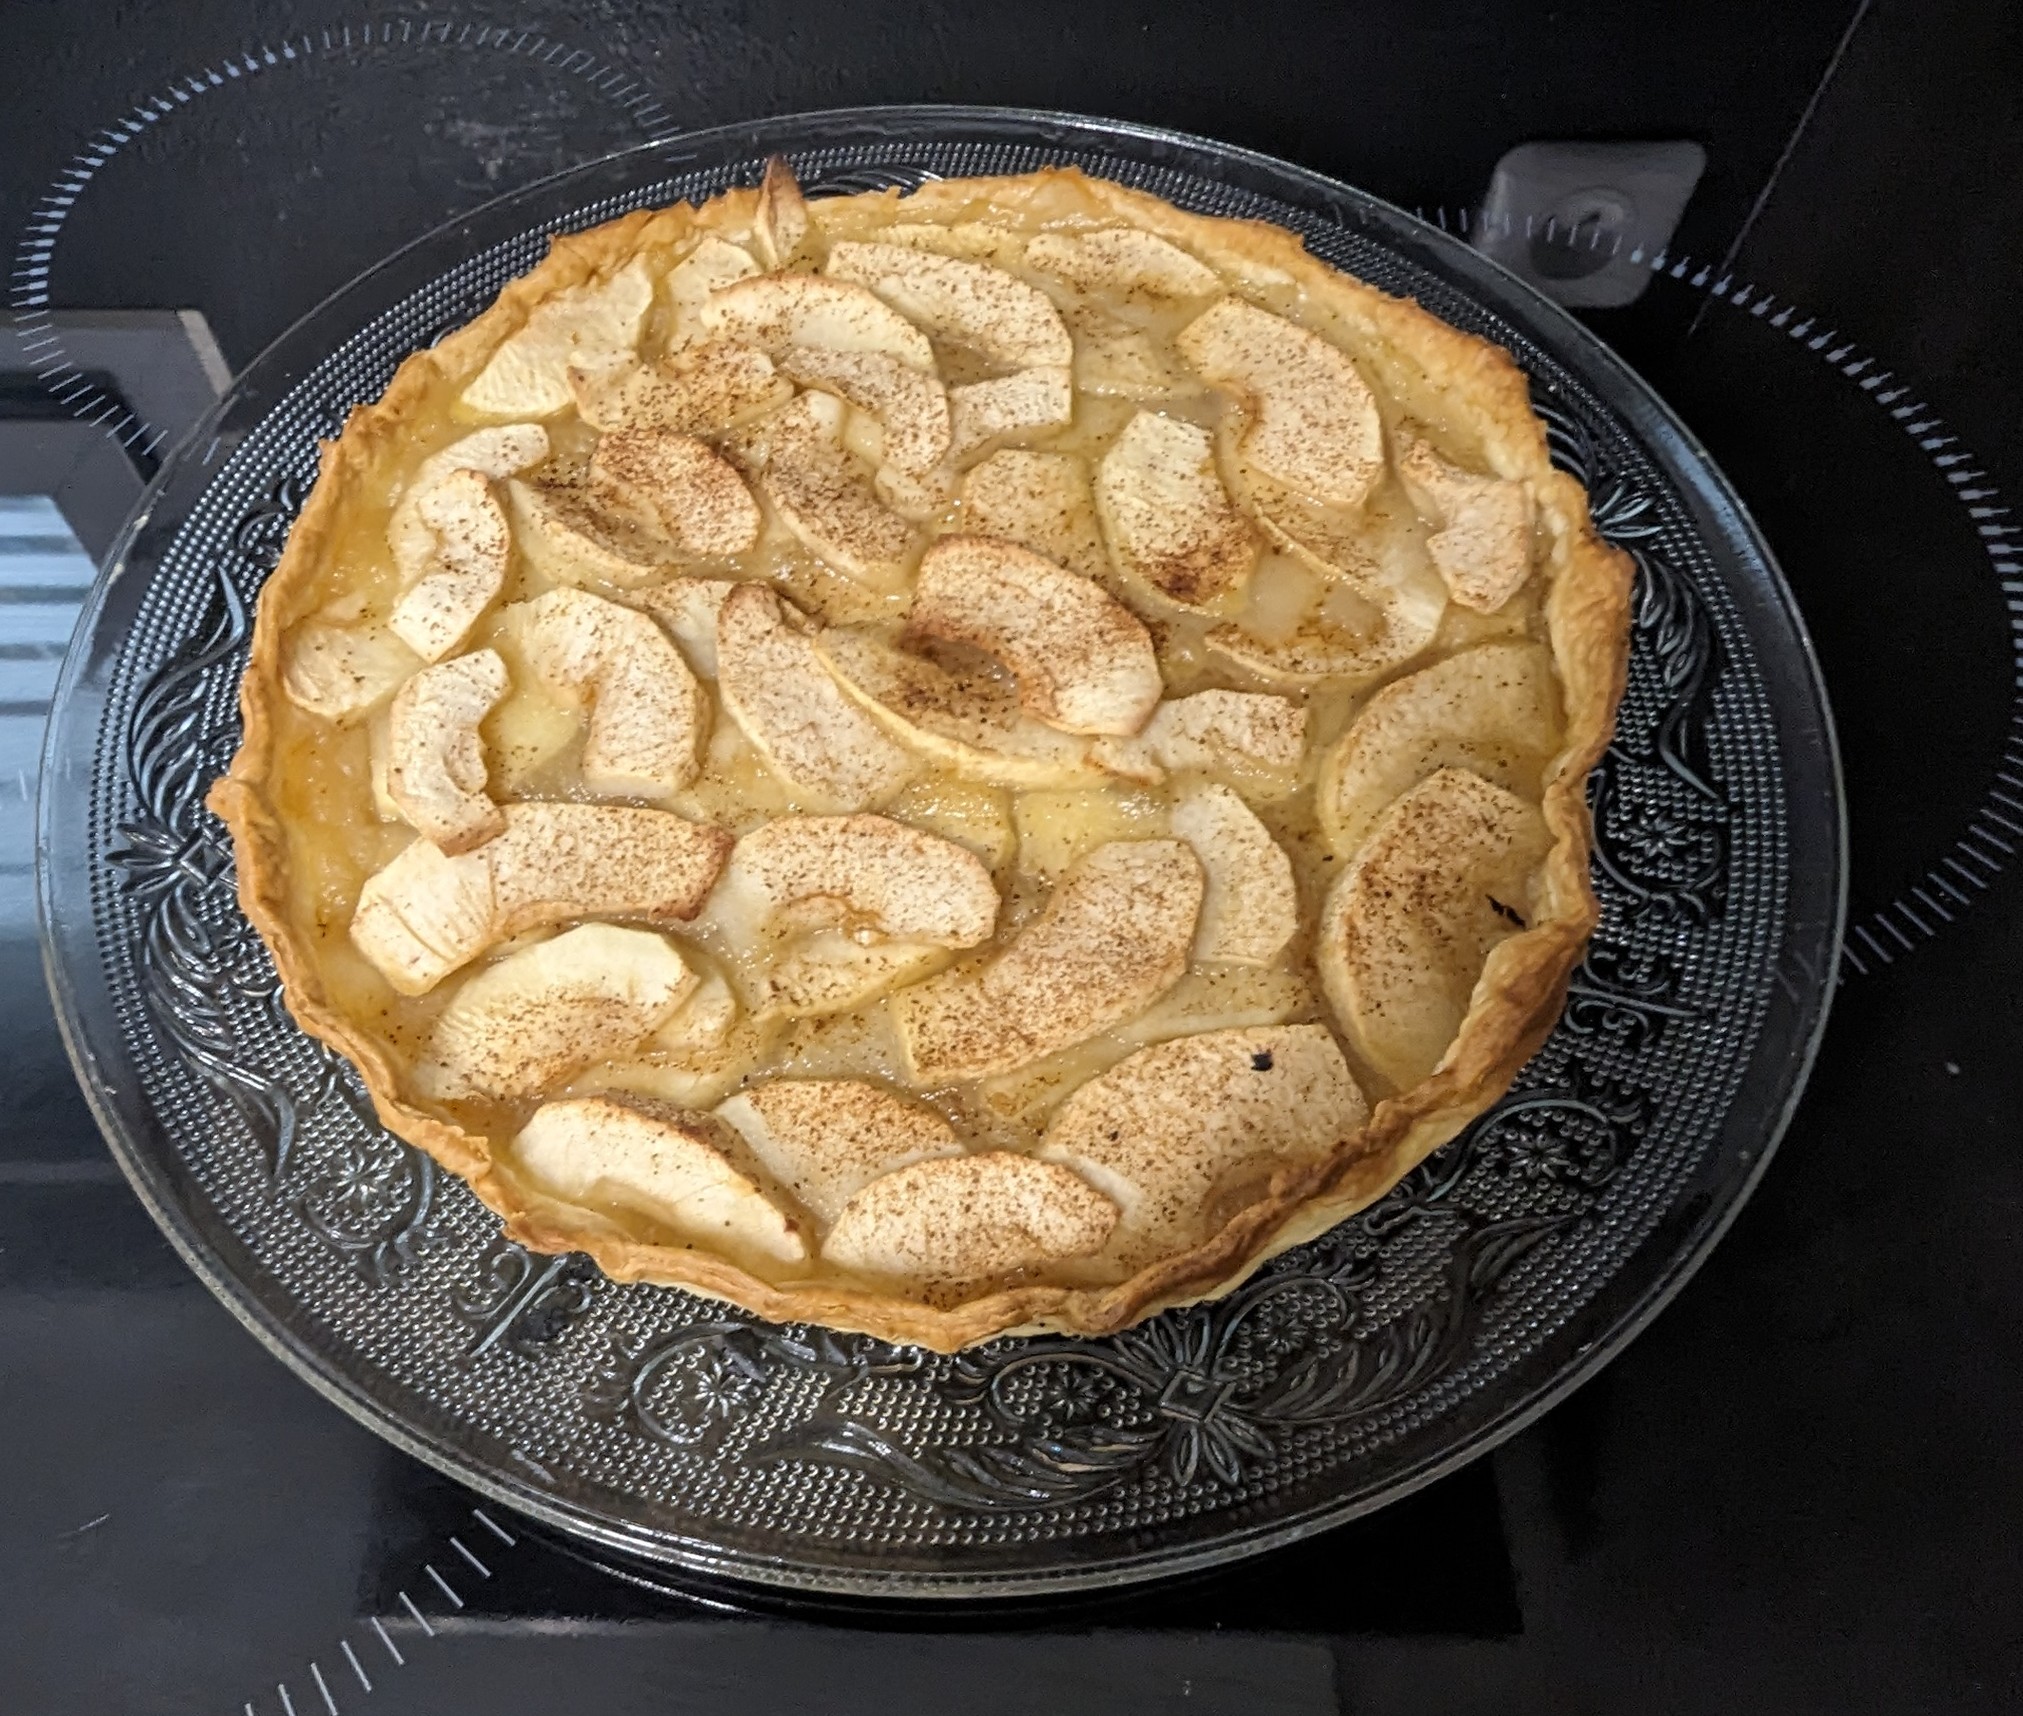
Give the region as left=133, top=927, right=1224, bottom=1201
left=2, top=0, right=1859, bottom=372
left=2, top=1, right=2020, bottom=1712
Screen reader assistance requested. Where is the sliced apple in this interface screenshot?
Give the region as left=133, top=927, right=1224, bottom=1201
left=383, top=648, right=509, bottom=854
left=1011, top=786, right=1167, bottom=882
left=365, top=706, right=403, bottom=822
left=505, top=477, right=683, bottom=590
left=514, top=1093, right=806, bottom=1265
left=481, top=670, right=579, bottom=793
left=388, top=469, right=513, bottom=661
left=664, top=237, right=760, bottom=313
left=587, top=1005, right=786, bottom=1114
left=779, top=346, right=951, bottom=474
left=826, top=241, right=1074, bottom=370
left=968, top=967, right=1320, bottom=1147
left=814, top=626, right=1105, bottom=788
left=697, top=272, right=936, bottom=371
left=715, top=1078, right=964, bottom=1224
left=821, top=1152, right=1116, bottom=1281
left=893, top=839, right=1203, bottom=1081
left=1318, top=641, right=1559, bottom=859
left=462, top=260, right=654, bottom=417
left=388, top=425, right=550, bottom=587
left=568, top=342, right=791, bottom=436
left=350, top=801, right=732, bottom=995
left=1169, top=782, right=1299, bottom=966
left=751, top=155, right=811, bottom=269
left=405, top=422, right=553, bottom=496
left=510, top=587, right=707, bottom=797
left=281, top=619, right=419, bottom=723
left=1397, top=434, right=1536, bottom=611
left=589, top=428, right=762, bottom=560
left=860, top=221, right=1027, bottom=265
left=712, top=813, right=998, bottom=945
left=1213, top=459, right=1450, bottom=690
left=712, top=581, right=917, bottom=810
left=1094, top=410, right=1259, bottom=613
left=1114, top=965, right=1319, bottom=1046
left=958, top=449, right=1108, bottom=579
left=1037, top=1024, right=1364, bottom=1259
left=1023, top=226, right=1221, bottom=300
left=1204, top=541, right=1446, bottom=688
left=1091, top=689, right=1307, bottom=792
left=774, top=344, right=952, bottom=514
left=908, top=535, right=1161, bottom=737
left=1317, top=767, right=1552, bottom=1088
left=947, top=365, right=1074, bottom=462
left=418, top=922, right=697, bottom=1100
left=651, top=966, right=740, bottom=1056
left=1175, top=296, right=1384, bottom=510
left=729, top=391, right=918, bottom=591
left=707, top=813, right=998, bottom=1017
left=757, top=937, right=953, bottom=1018
left=1069, top=313, right=1198, bottom=401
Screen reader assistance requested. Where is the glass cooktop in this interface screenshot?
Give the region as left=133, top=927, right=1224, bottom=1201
left=3, top=2, right=2018, bottom=1710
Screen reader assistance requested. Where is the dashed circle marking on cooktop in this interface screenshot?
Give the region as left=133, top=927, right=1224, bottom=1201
left=8, top=18, right=682, bottom=460
left=1417, top=207, right=2021, bottom=975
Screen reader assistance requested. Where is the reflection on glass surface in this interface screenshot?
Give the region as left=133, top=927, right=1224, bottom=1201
left=0, top=494, right=93, bottom=933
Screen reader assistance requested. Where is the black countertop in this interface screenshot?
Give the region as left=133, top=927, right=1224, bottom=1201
left=3, top=2, right=2020, bottom=1710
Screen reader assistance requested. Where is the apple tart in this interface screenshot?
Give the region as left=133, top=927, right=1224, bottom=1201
left=209, top=161, right=1631, bottom=1352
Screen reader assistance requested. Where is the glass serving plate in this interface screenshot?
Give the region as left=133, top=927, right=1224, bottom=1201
left=38, top=106, right=1843, bottom=1600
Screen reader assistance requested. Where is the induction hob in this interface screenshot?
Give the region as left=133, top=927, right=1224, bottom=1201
left=3, top=3, right=2019, bottom=1711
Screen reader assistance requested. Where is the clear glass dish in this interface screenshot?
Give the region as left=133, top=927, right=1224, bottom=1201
left=38, top=106, right=1843, bottom=1599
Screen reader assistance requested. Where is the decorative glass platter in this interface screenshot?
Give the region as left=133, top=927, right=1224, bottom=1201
left=38, top=106, right=1843, bottom=1599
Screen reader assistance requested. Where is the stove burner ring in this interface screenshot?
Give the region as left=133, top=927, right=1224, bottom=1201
left=7, top=18, right=680, bottom=461
left=1422, top=209, right=2022, bottom=975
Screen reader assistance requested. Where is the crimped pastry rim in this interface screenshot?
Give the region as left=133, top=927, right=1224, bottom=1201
left=207, top=166, right=1633, bottom=1354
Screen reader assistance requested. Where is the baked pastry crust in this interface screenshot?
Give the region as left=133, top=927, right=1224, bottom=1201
left=208, top=167, right=1631, bottom=1352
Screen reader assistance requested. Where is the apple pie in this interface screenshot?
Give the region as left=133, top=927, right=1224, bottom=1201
left=209, top=161, right=1631, bottom=1352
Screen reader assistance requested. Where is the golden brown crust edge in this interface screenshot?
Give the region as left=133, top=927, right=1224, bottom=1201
left=206, top=167, right=1632, bottom=1354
